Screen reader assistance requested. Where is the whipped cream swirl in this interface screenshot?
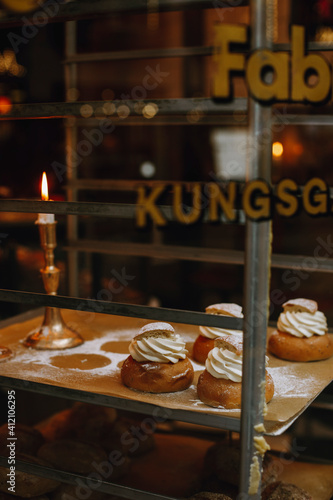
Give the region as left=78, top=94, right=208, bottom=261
left=199, top=325, right=243, bottom=339
left=129, top=334, right=188, bottom=363
left=206, top=347, right=242, bottom=382
left=278, top=310, right=327, bottom=338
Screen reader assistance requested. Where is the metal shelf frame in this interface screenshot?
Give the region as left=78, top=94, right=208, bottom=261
left=0, top=288, right=243, bottom=329
left=0, top=1, right=332, bottom=499
left=62, top=41, right=333, bottom=65
left=64, top=239, right=333, bottom=273
left=2, top=99, right=333, bottom=126
left=0, top=370, right=241, bottom=432
left=0, top=0, right=249, bottom=27
left=0, top=455, right=176, bottom=500
left=239, top=0, right=273, bottom=494
left=0, top=98, right=247, bottom=120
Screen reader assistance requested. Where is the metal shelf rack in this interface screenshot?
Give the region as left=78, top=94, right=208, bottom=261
left=0, top=0, right=332, bottom=499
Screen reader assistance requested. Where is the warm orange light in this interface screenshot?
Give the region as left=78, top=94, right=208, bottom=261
left=0, top=96, right=12, bottom=114
left=292, top=143, right=304, bottom=156
left=41, top=172, right=49, bottom=201
left=272, top=141, right=283, bottom=158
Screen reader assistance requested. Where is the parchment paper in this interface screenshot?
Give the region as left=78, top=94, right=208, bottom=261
left=0, top=310, right=332, bottom=435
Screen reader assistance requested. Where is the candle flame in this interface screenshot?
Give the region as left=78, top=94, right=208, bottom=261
left=41, top=172, right=49, bottom=201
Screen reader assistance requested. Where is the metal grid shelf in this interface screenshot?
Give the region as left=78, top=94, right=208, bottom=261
left=0, top=0, right=332, bottom=498
left=0, top=456, right=176, bottom=500
left=0, top=198, right=239, bottom=223
left=0, top=374, right=241, bottom=433
left=63, top=42, right=333, bottom=67
left=0, top=199, right=145, bottom=218
left=0, top=0, right=249, bottom=27
left=63, top=42, right=333, bottom=66
left=65, top=239, right=333, bottom=272
left=2, top=99, right=333, bottom=126
left=0, top=308, right=331, bottom=438
left=0, top=98, right=247, bottom=120
left=64, top=45, right=214, bottom=63
left=0, top=288, right=243, bottom=329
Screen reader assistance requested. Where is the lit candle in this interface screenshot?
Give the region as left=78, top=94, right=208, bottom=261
left=36, top=172, right=55, bottom=224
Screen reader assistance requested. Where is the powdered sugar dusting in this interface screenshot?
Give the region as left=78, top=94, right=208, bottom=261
left=139, top=322, right=175, bottom=334
left=268, top=366, right=319, bottom=399
left=14, top=334, right=126, bottom=378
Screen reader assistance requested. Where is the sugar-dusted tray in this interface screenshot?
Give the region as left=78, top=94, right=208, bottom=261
left=0, top=309, right=332, bottom=435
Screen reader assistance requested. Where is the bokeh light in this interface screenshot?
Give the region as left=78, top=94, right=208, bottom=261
left=272, top=141, right=283, bottom=158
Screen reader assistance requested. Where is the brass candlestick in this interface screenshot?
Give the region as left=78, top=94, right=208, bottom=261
left=25, top=222, right=83, bottom=350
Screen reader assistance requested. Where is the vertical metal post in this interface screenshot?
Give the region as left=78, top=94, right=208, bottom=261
left=239, top=0, right=274, bottom=498
left=65, top=21, right=79, bottom=297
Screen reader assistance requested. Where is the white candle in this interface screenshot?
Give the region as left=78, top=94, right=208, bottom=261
left=37, top=172, right=55, bottom=224
left=37, top=212, right=55, bottom=224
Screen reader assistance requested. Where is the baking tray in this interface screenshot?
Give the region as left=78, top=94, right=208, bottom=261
left=0, top=309, right=332, bottom=436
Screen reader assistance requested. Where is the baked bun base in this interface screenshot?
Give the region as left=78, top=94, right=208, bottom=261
left=192, top=335, right=215, bottom=364
left=121, top=355, right=194, bottom=393
left=268, top=330, right=333, bottom=362
left=197, top=370, right=274, bottom=409
left=262, top=481, right=312, bottom=500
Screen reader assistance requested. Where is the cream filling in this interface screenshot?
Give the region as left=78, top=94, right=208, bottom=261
left=277, top=310, right=327, bottom=338
left=199, top=325, right=243, bottom=339
left=206, top=347, right=242, bottom=382
left=129, top=334, right=188, bottom=363
left=248, top=456, right=260, bottom=495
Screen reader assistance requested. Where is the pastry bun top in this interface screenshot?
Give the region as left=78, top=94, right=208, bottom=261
left=282, top=298, right=317, bottom=314
left=214, top=335, right=243, bottom=356
left=205, top=303, right=243, bottom=318
left=135, top=322, right=175, bottom=341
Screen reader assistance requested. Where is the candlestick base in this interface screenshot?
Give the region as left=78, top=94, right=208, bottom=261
left=0, top=345, right=12, bottom=361
left=25, top=219, right=84, bottom=350
left=25, top=306, right=83, bottom=350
